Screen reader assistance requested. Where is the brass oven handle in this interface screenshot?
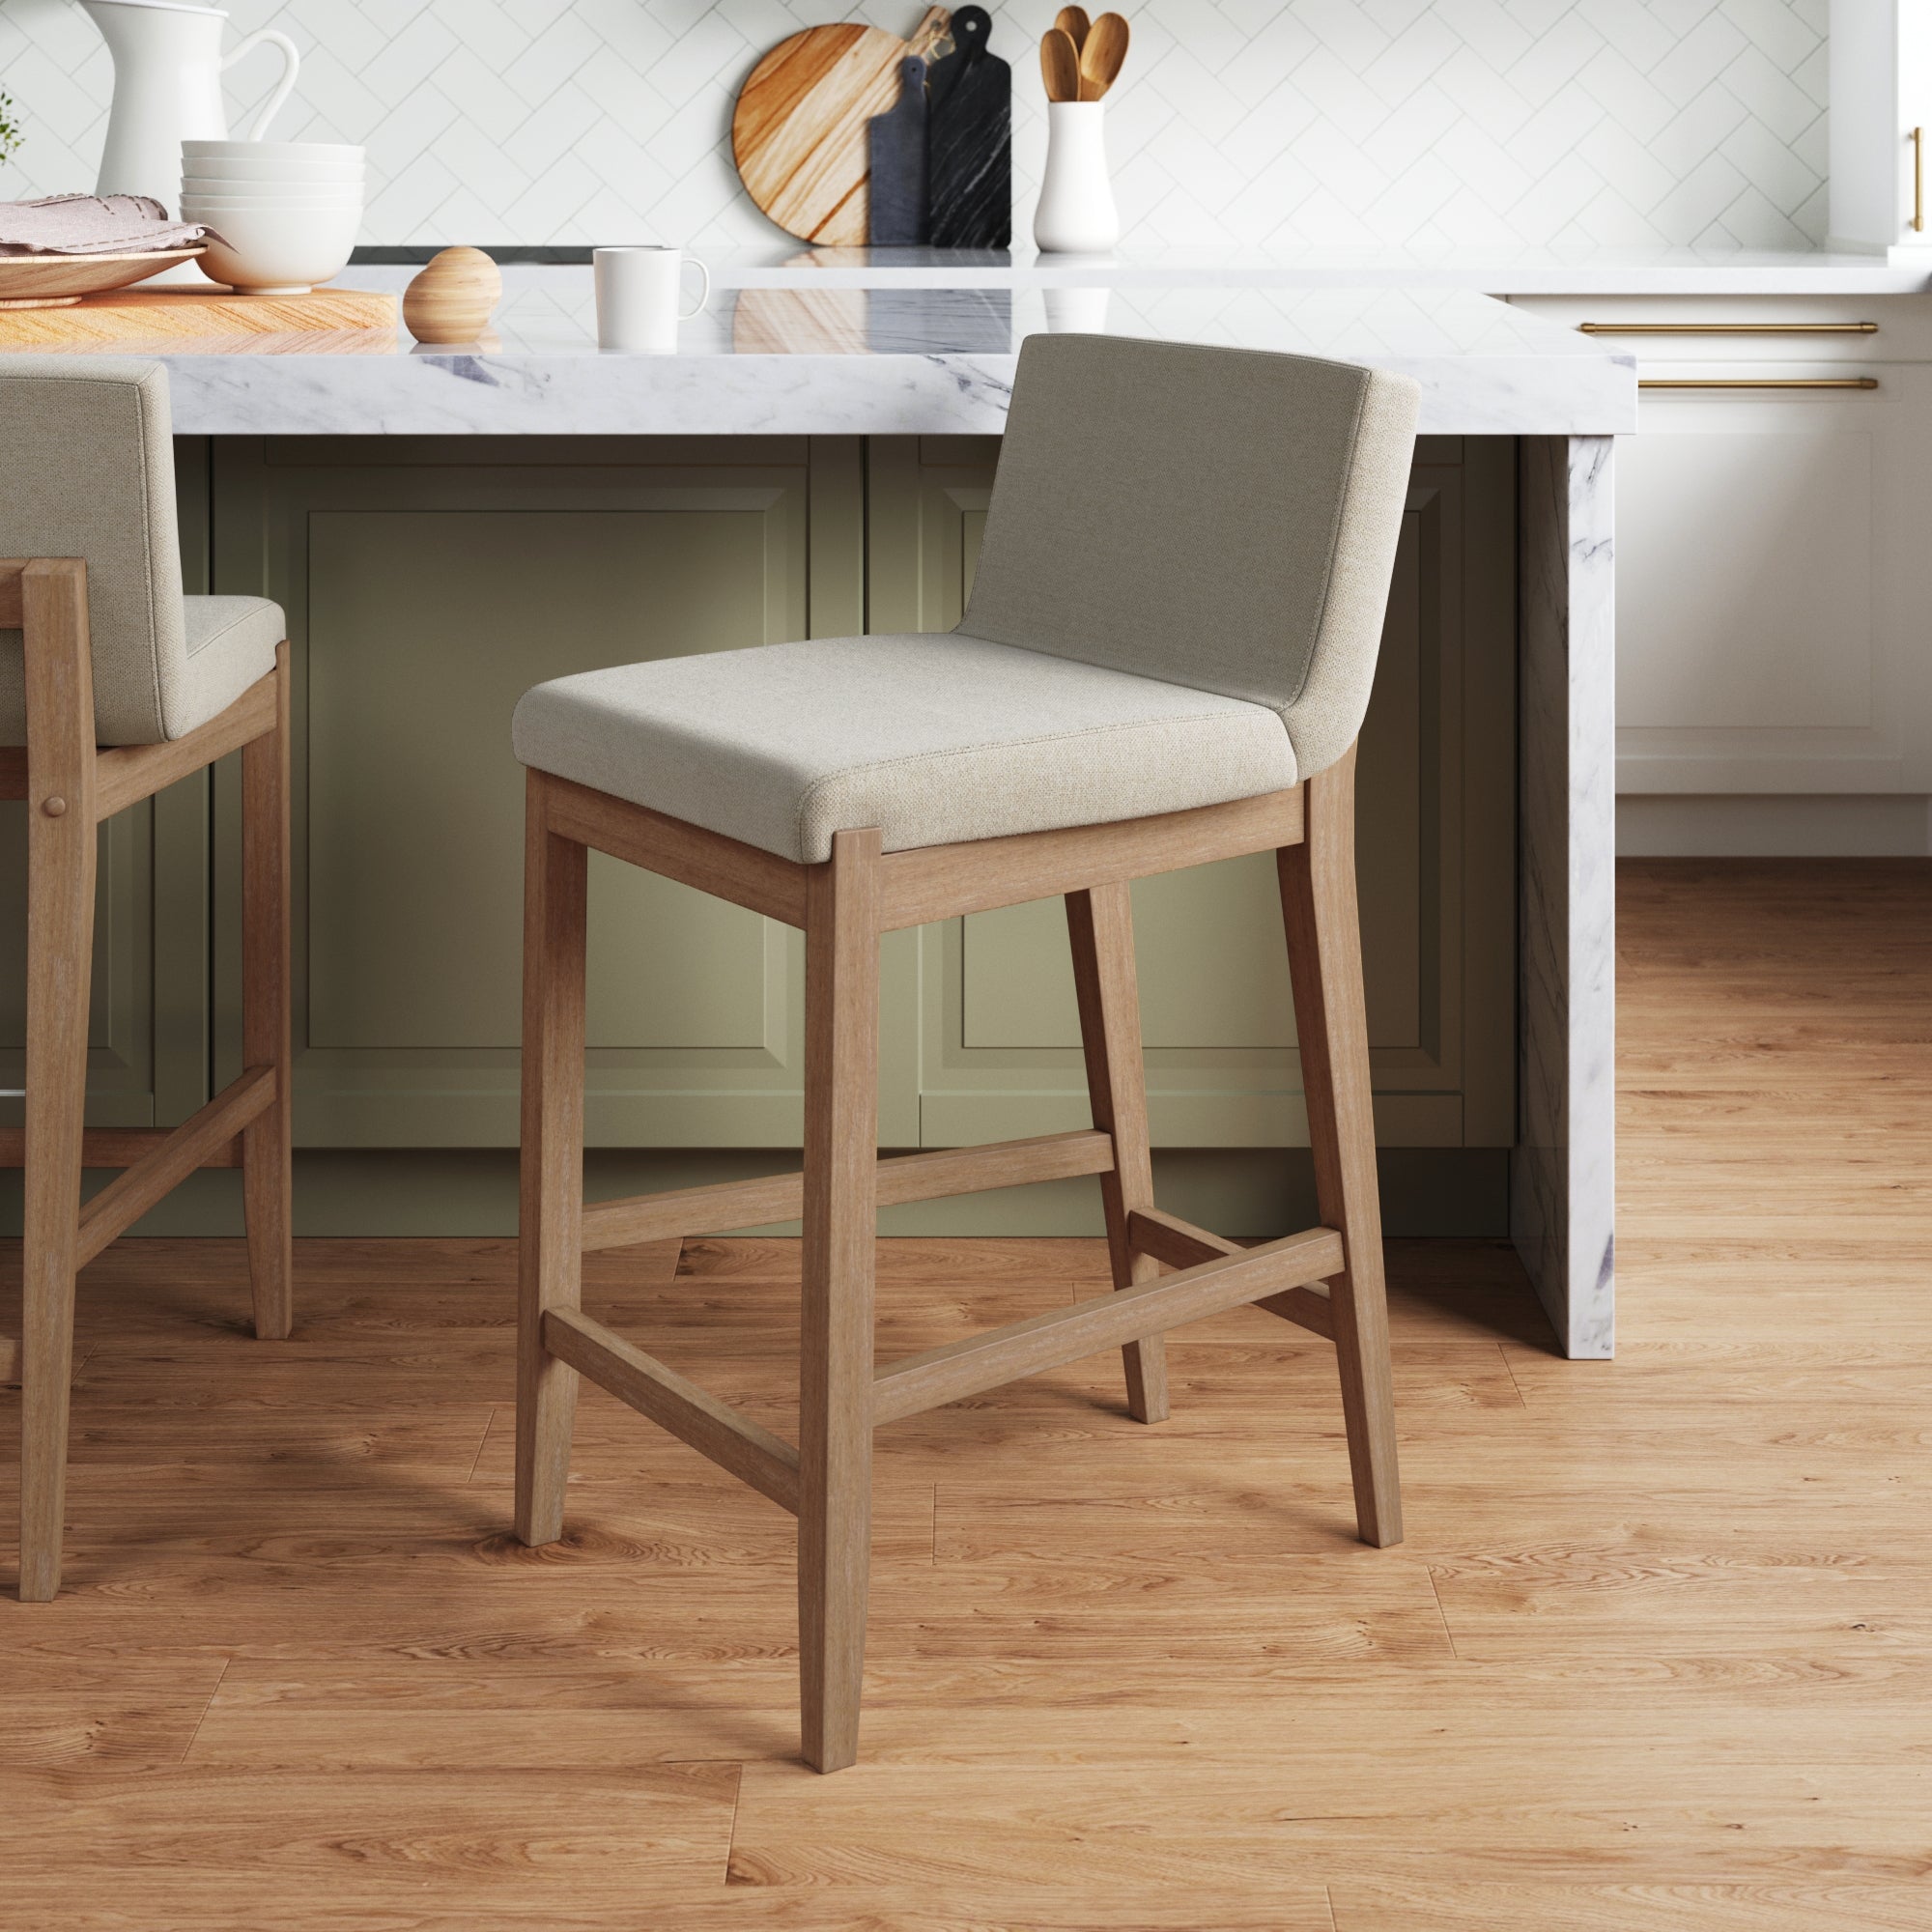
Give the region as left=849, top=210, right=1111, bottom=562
left=1638, top=378, right=1879, bottom=390
left=1579, top=322, right=1878, bottom=334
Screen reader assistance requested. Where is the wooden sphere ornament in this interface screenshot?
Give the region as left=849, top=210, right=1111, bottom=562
left=403, top=246, right=501, bottom=345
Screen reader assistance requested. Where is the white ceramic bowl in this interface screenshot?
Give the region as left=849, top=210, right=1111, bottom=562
left=184, top=139, right=364, bottom=162
left=184, top=191, right=364, bottom=212
left=189, top=202, right=362, bottom=295
left=185, top=156, right=365, bottom=184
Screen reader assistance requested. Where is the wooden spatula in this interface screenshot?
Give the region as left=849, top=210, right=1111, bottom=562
left=1039, top=26, right=1081, bottom=103
left=1078, top=12, right=1129, bottom=99
left=1055, top=6, right=1092, bottom=52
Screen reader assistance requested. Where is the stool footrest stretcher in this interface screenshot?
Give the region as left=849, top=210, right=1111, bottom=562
left=872, top=1223, right=1345, bottom=1424
left=542, top=1306, right=803, bottom=1514
left=1127, top=1207, right=1336, bottom=1341
left=580, top=1130, right=1117, bottom=1253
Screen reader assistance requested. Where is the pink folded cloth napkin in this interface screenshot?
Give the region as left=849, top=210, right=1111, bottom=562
left=0, top=193, right=219, bottom=256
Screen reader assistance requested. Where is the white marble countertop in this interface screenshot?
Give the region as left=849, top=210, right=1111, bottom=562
left=132, top=266, right=1634, bottom=439
left=687, top=243, right=1932, bottom=296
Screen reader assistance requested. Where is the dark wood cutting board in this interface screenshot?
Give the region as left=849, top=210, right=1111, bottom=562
left=868, top=54, right=931, bottom=244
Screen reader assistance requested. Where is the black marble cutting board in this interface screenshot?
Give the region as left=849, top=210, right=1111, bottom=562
left=926, top=7, right=1010, bottom=249
left=868, top=54, right=929, bottom=244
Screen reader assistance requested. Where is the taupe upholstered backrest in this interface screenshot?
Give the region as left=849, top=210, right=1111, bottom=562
left=960, top=334, right=1421, bottom=780
left=0, top=357, right=187, bottom=746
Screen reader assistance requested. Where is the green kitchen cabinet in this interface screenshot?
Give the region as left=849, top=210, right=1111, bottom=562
left=866, top=434, right=1518, bottom=1153
left=0, top=440, right=214, bottom=1140
left=197, top=429, right=1513, bottom=1175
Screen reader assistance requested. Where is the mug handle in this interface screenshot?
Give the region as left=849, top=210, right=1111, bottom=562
left=225, top=30, right=303, bottom=143
left=680, top=257, right=711, bottom=320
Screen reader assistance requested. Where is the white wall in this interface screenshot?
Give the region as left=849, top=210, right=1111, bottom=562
left=0, top=0, right=1829, bottom=251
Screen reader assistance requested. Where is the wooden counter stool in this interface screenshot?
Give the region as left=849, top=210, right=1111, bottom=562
left=1, top=360, right=293, bottom=1602
left=510, top=334, right=1421, bottom=1770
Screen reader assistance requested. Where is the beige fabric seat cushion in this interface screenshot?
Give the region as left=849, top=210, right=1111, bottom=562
left=0, top=592, right=282, bottom=747
left=512, top=633, right=1299, bottom=866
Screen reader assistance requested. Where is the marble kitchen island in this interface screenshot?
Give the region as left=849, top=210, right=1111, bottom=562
left=37, top=269, right=1633, bottom=1358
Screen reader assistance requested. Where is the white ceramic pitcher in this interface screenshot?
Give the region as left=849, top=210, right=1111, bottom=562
left=83, top=0, right=300, bottom=213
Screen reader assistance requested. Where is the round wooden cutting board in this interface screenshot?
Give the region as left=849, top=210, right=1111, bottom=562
left=733, top=8, right=950, bottom=247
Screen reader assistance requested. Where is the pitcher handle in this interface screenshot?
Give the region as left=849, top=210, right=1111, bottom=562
left=223, top=30, right=302, bottom=143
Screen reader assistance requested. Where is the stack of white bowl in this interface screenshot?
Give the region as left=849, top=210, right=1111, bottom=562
left=179, top=141, right=364, bottom=296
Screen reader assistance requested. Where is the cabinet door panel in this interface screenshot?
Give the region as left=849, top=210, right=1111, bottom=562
left=866, top=435, right=1515, bottom=1151
left=1619, top=424, right=1873, bottom=729
left=209, top=439, right=913, bottom=1150
left=302, top=508, right=778, bottom=1054
left=1608, top=371, right=1932, bottom=793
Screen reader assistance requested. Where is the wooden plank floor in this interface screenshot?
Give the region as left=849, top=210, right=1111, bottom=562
left=4, top=857, right=1931, bottom=1930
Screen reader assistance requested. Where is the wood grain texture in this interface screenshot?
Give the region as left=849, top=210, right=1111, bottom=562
left=542, top=774, right=809, bottom=927
left=581, top=1130, right=1114, bottom=1252
left=733, top=10, right=952, bottom=247
left=401, top=247, right=500, bottom=346
left=513, top=770, right=588, bottom=1548
left=3, top=861, right=1929, bottom=1923
left=17, top=559, right=97, bottom=1603
left=93, top=668, right=276, bottom=821
left=9, top=594, right=289, bottom=1599
left=1278, top=745, right=1404, bottom=1548
left=0, top=285, right=395, bottom=349
left=0, top=1128, right=245, bottom=1171
left=797, top=826, right=883, bottom=1774
left=1065, top=883, right=1169, bottom=1423
left=240, top=643, right=293, bottom=1341
left=74, top=1068, right=274, bottom=1270
left=1126, top=1206, right=1336, bottom=1339
left=543, top=1305, right=802, bottom=1514
left=877, top=786, right=1303, bottom=929
left=871, top=1226, right=1344, bottom=1424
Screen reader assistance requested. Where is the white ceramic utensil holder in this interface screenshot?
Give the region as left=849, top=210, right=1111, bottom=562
left=1033, top=101, right=1120, bottom=254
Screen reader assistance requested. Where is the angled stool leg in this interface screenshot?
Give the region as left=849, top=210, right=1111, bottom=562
left=241, top=643, right=293, bottom=1341
left=1277, top=745, right=1403, bottom=1548
left=515, top=770, right=588, bottom=1548
left=1066, top=882, right=1169, bottom=1425
left=798, top=827, right=881, bottom=1773
left=19, top=560, right=98, bottom=1603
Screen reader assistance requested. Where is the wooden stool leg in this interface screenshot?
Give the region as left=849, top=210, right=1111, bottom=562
left=240, top=643, right=293, bottom=1341
left=1066, top=882, right=1169, bottom=1425
left=1277, top=745, right=1403, bottom=1548
left=798, top=827, right=881, bottom=1773
left=514, top=770, right=588, bottom=1548
left=19, top=559, right=97, bottom=1603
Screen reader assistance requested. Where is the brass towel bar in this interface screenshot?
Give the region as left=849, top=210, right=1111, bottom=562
left=1638, top=377, right=1880, bottom=391
left=1579, top=322, right=1878, bottom=334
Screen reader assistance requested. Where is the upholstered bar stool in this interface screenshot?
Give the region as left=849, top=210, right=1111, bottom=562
left=1, top=360, right=293, bottom=1601
left=510, top=335, right=1420, bottom=1770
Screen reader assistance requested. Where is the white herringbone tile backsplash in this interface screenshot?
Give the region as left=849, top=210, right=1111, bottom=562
left=0, top=0, right=1830, bottom=252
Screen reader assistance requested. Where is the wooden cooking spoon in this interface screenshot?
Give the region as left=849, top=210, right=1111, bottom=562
left=1055, top=6, right=1092, bottom=51
left=1078, top=12, right=1129, bottom=99
left=1040, top=26, right=1081, bottom=103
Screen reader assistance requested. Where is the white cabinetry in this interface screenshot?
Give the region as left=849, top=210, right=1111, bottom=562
left=1831, top=0, right=1932, bottom=262
left=1512, top=296, right=1932, bottom=798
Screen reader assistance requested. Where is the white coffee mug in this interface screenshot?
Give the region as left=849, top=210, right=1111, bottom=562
left=594, top=245, right=710, bottom=353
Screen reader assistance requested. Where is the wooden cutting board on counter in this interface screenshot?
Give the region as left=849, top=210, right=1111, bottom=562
left=733, top=7, right=950, bottom=246
left=0, top=286, right=396, bottom=350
